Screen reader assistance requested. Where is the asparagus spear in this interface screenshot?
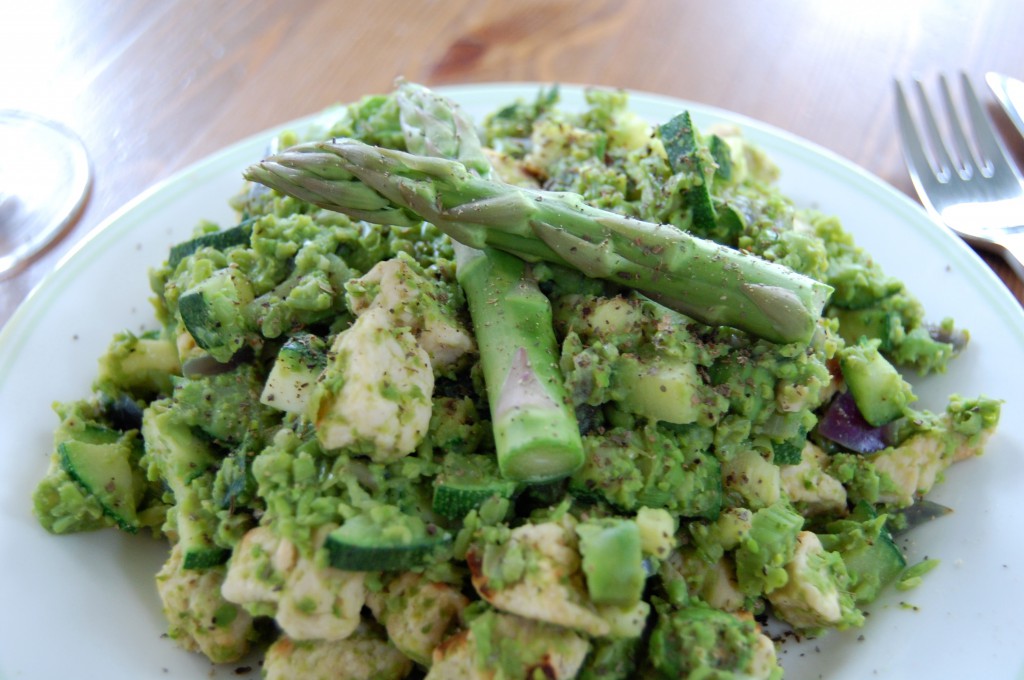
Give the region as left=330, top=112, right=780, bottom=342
left=396, top=81, right=584, bottom=482
left=455, top=246, right=586, bottom=481
left=395, top=81, right=492, bottom=176
left=244, top=99, right=832, bottom=345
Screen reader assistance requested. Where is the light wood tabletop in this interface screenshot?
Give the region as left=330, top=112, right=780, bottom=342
left=2, top=0, right=1023, bottom=330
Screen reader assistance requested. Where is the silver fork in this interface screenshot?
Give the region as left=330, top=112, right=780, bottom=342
left=895, top=73, right=1024, bottom=280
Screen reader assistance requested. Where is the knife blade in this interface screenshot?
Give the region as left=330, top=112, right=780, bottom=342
left=986, top=72, right=1024, bottom=142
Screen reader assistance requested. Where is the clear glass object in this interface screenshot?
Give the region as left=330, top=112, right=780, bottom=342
left=0, top=110, right=91, bottom=277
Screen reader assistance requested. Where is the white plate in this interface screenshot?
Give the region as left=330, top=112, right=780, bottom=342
left=1, top=84, right=1022, bottom=680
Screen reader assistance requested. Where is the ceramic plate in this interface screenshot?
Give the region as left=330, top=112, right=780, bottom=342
left=1, top=84, right=1022, bottom=680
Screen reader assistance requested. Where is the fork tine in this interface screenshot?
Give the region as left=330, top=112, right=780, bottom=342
left=896, top=72, right=1024, bottom=275
left=895, top=79, right=945, bottom=195
left=938, top=74, right=977, bottom=177
left=912, top=78, right=956, bottom=180
left=959, top=72, right=1015, bottom=177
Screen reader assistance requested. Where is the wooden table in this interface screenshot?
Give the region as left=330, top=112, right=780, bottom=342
left=2, top=0, right=1023, bottom=330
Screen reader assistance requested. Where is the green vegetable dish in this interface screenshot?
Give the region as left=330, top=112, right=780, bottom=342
left=32, top=82, right=1001, bottom=679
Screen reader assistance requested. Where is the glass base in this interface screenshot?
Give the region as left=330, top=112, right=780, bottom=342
left=0, top=110, right=91, bottom=276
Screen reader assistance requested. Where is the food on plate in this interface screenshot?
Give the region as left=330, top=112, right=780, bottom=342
left=31, top=81, right=1000, bottom=678
left=245, top=116, right=834, bottom=346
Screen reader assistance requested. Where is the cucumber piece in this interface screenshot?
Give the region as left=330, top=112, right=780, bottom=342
left=260, top=333, right=328, bottom=414
left=58, top=439, right=139, bottom=533
left=636, top=507, right=678, bottom=560
left=177, top=481, right=230, bottom=570
left=168, top=221, right=254, bottom=269
left=178, top=268, right=255, bottom=362
left=96, top=333, right=181, bottom=397
left=708, top=134, right=733, bottom=181
left=141, top=402, right=218, bottom=496
left=325, top=506, right=451, bottom=571
left=73, top=423, right=124, bottom=445
left=432, top=453, right=517, bottom=520
left=141, top=403, right=226, bottom=569
left=615, top=356, right=703, bottom=425
left=659, top=111, right=716, bottom=233
left=734, top=502, right=804, bottom=597
left=576, top=518, right=645, bottom=606
left=838, top=339, right=915, bottom=426
left=659, top=113, right=740, bottom=242
left=821, top=503, right=906, bottom=604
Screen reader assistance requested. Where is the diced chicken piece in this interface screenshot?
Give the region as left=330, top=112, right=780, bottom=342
left=780, top=442, right=847, bottom=515
left=768, top=531, right=855, bottom=629
left=723, top=450, right=781, bottom=509
left=870, top=398, right=998, bottom=505
left=952, top=427, right=995, bottom=462
left=425, top=630, right=479, bottom=679
left=347, top=258, right=475, bottom=372
left=870, top=433, right=950, bottom=506
left=221, top=526, right=291, bottom=605
left=310, top=305, right=433, bottom=461
left=700, top=557, right=747, bottom=613
left=366, top=572, right=470, bottom=666
left=276, top=551, right=367, bottom=642
left=426, top=611, right=590, bottom=680
left=155, top=544, right=254, bottom=663
left=222, top=526, right=366, bottom=642
left=665, top=548, right=746, bottom=613
left=748, top=627, right=784, bottom=680
left=264, top=632, right=411, bottom=680
left=467, top=520, right=611, bottom=637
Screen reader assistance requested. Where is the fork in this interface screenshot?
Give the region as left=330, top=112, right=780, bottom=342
left=895, top=73, right=1024, bottom=280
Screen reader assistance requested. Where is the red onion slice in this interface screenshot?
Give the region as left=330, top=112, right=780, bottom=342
left=816, top=390, right=891, bottom=454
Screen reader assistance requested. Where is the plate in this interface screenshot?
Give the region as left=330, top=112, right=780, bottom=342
left=1, top=84, right=1022, bottom=680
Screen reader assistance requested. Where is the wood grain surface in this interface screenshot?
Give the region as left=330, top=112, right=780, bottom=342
left=2, top=0, right=1023, bottom=328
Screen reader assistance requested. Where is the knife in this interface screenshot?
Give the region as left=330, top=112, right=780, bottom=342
left=986, top=72, right=1024, bottom=142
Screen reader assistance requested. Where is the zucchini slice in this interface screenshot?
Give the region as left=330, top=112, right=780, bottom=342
left=325, top=506, right=451, bottom=571
left=58, top=439, right=139, bottom=533
left=576, top=518, right=645, bottom=606
left=178, top=268, right=255, bottom=362
left=659, top=111, right=716, bottom=232
left=821, top=502, right=907, bottom=604
left=432, top=453, right=517, bottom=520
left=260, top=333, right=328, bottom=414
left=141, top=402, right=217, bottom=495
left=177, top=483, right=230, bottom=570
left=168, top=221, right=254, bottom=269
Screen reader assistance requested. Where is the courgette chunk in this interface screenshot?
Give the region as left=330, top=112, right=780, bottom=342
left=177, top=482, right=230, bottom=570
left=838, top=339, right=915, bottom=427
left=141, top=402, right=218, bottom=492
left=168, top=221, right=254, bottom=270
left=178, top=269, right=255, bottom=362
left=260, top=333, right=328, bottom=414
left=576, top=518, right=646, bottom=606
left=820, top=502, right=906, bottom=604
left=432, top=453, right=517, bottom=520
left=141, top=401, right=227, bottom=569
left=325, top=506, right=451, bottom=571
left=660, top=112, right=716, bottom=231
left=58, top=439, right=140, bottom=533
